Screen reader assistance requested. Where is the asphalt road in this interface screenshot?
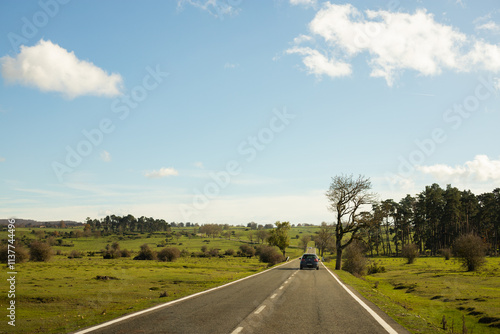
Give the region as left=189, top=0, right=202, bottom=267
left=75, top=259, right=410, bottom=334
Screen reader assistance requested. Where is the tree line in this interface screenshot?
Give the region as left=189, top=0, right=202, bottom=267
left=323, top=175, right=499, bottom=270
left=366, top=184, right=499, bottom=257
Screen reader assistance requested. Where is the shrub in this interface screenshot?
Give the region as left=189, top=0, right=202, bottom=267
left=157, top=247, right=181, bottom=262
left=0, top=243, right=29, bottom=264
left=134, top=244, right=157, bottom=260
left=257, top=245, right=284, bottom=266
left=29, top=241, right=53, bottom=262
left=201, top=245, right=208, bottom=253
left=68, top=250, right=84, bottom=259
left=342, top=241, right=367, bottom=276
left=239, top=244, right=255, bottom=257
left=401, top=243, right=419, bottom=264
left=440, top=248, right=452, bottom=260
left=367, top=261, right=386, bottom=274
left=180, top=249, right=190, bottom=257
left=224, top=249, right=235, bottom=256
left=208, top=248, right=220, bottom=257
left=453, top=234, right=487, bottom=272
left=120, top=249, right=131, bottom=257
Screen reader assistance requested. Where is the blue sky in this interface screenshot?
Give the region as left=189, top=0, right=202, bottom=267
left=1, top=0, right=500, bottom=225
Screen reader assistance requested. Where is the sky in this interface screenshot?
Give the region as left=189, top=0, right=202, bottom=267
left=1, top=0, right=500, bottom=225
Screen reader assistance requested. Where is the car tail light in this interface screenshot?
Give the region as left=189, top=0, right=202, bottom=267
left=314, top=258, right=318, bottom=262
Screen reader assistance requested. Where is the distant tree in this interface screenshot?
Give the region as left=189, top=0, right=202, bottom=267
left=326, top=174, right=376, bottom=270
left=268, top=221, right=291, bottom=257
left=314, top=222, right=335, bottom=257
left=299, top=234, right=311, bottom=253
left=256, top=230, right=269, bottom=244
left=401, top=243, right=419, bottom=264
left=453, top=234, right=487, bottom=271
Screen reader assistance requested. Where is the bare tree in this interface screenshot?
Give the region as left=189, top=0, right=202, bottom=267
left=314, top=222, right=335, bottom=256
left=326, top=174, right=376, bottom=270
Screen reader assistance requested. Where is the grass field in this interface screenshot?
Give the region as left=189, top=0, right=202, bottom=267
left=0, top=226, right=306, bottom=333
left=326, top=257, right=500, bottom=333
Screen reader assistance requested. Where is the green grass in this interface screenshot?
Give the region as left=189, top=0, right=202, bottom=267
left=325, top=257, right=500, bottom=333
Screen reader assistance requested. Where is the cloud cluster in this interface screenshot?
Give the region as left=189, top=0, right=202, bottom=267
left=145, top=167, right=179, bottom=179
left=0, top=39, right=123, bottom=98
left=287, top=3, right=500, bottom=85
left=417, top=155, right=500, bottom=183
left=177, top=0, right=241, bottom=19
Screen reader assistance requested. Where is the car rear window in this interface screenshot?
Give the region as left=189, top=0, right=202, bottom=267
left=303, top=254, right=316, bottom=259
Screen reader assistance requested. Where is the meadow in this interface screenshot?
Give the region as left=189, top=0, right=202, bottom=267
left=328, top=257, right=500, bottom=333
left=0, top=226, right=306, bottom=333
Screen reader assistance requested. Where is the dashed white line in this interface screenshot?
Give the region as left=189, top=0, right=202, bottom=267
left=254, top=305, right=266, bottom=314
left=270, top=293, right=278, bottom=299
left=231, top=326, right=244, bottom=334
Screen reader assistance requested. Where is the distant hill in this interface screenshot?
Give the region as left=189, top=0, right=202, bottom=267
left=0, top=218, right=83, bottom=227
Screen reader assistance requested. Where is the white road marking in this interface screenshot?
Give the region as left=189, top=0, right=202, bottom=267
left=323, top=264, right=399, bottom=334
left=254, top=305, right=266, bottom=314
left=270, top=293, right=277, bottom=299
left=231, top=326, right=244, bottom=334
left=279, top=285, right=284, bottom=290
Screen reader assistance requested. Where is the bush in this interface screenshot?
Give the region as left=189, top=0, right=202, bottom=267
left=367, top=261, right=386, bottom=274
left=29, top=241, right=53, bottom=262
left=401, top=243, right=419, bottom=264
left=440, top=248, right=452, bottom=260
left=208, top=248, right=220, bottom=257
left=224, top=249, right=235, bottom=256
left=120, top=249, right=131, bottom=257
left=68, top=250, right=84, bottom=259
left=0, top=243, right=29, bottom=264
left=453, top=234, right=487, bottom=271
left=257, top=246, right=284, bottom=266
left=157, top=247, right=181, bottom=262
left=134, top=244, right=157, bottom=260
left=239, top=244, right=255, bottom=257
left=342, top=241, right=367, bottom=276
left=180, top=249, right=190, bottom=257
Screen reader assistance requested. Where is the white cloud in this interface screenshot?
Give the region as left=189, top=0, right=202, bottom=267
left=194, top=162, right=204, bottom=169
left=145, top=167, right=179, bottom=179
left=224, top=62, right=239, bottom=69
left=417, top=155, right=500, bottom=183
left=287, top=3, right=500, bottom=85
left=290, top=0, right=317, bottom=8
left=0, top=157, right=5, bottom=162
left=100, top=150, right=111, bottom=162
left=476, top=21, right=500, bottom=34
left=0, top=39, right=123, bottom=99
left=177, top=0, right=241, bottom=19
left=286, top=46, right=351, bottom=78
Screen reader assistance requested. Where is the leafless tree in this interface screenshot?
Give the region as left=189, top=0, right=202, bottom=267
left=326, top=174, right=376, bottom=270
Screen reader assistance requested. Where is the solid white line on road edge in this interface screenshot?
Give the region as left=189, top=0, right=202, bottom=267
left=322, top=264, right=399, bottom=334
left=254, top=305, right=266, bottom=314
left=73, top=260, right=294, bottom=334
left=231, top=326, right=244, bottom=334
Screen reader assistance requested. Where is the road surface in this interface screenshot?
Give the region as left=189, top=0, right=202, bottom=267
left=74, top=259, right=409, bottom=334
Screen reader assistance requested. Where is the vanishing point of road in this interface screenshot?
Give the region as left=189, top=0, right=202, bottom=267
left=74, top=258, right=410, bottom=334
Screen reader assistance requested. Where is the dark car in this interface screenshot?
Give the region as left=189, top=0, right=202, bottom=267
left=299, top=253, right=320, bottom=270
